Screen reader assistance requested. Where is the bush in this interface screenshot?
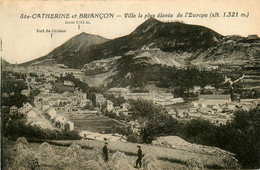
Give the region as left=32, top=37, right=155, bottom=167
left=127, top=134, right=140, bottom=143
left=4, top=120, right=81, bottom=141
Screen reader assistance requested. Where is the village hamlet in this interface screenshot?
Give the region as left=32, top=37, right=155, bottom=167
left=1, top=1, right=260, bottom=169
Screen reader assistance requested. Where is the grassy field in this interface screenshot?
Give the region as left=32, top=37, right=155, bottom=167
left=44, top=139, right=238, bottom=169
left=3, top=139, right=186, bottom=170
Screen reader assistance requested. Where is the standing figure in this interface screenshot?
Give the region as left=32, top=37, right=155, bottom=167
left=103, top=142, right=109, bottom=162
left=135, top=145, right=142, bottom=168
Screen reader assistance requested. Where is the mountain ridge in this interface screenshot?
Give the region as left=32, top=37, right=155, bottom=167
left=19, top=18, right=260, bottom=87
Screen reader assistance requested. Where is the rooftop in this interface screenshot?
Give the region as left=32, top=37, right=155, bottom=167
left=199, top=94, right=231, bottom=100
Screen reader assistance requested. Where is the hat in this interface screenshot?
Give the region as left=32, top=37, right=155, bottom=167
left=137, top=145, right=141, bottom=148
left=105, top=142, right=108, bottom=144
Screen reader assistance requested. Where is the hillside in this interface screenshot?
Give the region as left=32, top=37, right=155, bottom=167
left=43, top=139, right=239, bottom=169
left=22, top=32, right=109, bottom=67
left=21, top=18, right=223, bottom=68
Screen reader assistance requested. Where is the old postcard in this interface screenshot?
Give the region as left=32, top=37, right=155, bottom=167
left=1, top=0, right=260, bottom=169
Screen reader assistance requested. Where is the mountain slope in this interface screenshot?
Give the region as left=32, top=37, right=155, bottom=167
left=20, top=18, right=260, bottom=88
left=22, top=18, right=223, bottom=69
left=22, top=32, right=109, bottom=66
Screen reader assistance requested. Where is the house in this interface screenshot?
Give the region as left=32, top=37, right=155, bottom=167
left=2, top=93, right=9, bottom=98
left=193, top=86, right=201, bottom=93
left=240, top=98, right=260, bottom=105
left=199, top=94, right=231, bottom=105
left=113, top=103, right=130, bottom=116
left=193, top=102, right=199, bottom=107
left=21, top=89, right=30, bottom=97
left=54, top=115, right=67, bottom=125
left=107, top=100, right=114, bottom=112
left=79, top=99, right=92, bottom=108
left=41, top=100, right=50, bottom=111
left=10, top=106, right=18, bottom=116
left=227, top=103, right=236, bottom=111
left=96, top=93, right=107, bottom=109
left=124, top=93, right=154, bottom=101
left=26, top=109, right=38, bottom=118
left=19, top=102, right=33, bottom=114
left=64, top=80, right=75, bottom=87
left=107, top=87, right=130, bottom=97
left=46, top=108, right=57, bottom=120
left=39, top=87, right=46, bottom=92
left=167, top=109, right=177, bottom=116
left=188, top=107, right=197, bottom=113
left=28, top=119, right=55, bottom=130
left=64, top=121, right=74, bottom=131
left=199, top=103, right=207, bottom=108
left=204, top=85, right=215, bottom=90
left=170, top=98, right=184, bottom=104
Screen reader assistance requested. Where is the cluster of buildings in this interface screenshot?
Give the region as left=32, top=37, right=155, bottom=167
left=3, top=65, right=90, bottom=131
left=4, top=63, right=259, bottom=134
left=5, top=64, right=84, bottom=81
left=34, top=90, right=92, bottom=113
left=169, top=93, right=259, bottom=125
left=106, top=87, right=184, bottom=106
left=9, top=103, right=74, bottom=131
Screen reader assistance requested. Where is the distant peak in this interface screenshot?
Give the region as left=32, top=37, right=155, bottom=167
left=143, top=17, right=161, bottom=24
left=78, top=32, right=88, bottom=36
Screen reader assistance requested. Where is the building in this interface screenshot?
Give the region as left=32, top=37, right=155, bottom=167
left=64, top=121, right=74, bottom=131
left=10, top=106, right=18, bottom=116
left=18, top=102, right=33, bottom=114
left=79, top=99, right=92, bottom=108
left=106, top=100, right=114, bottom=112
left=54, top=115, right=67, bottom=125
left=124, top=93, right=154, bottom=101
left=107, top=87, right=130, bottom=97
left=64, top=80, right=75, bottom=87
left=41, top=101, right=50, bottom=111
left=199, top=94, right=231, bottom=105
left=46, top=108, right=57, bottom=120
left=227, top=103, right=236, bottom=111
left=193, top=86, right=201, bottom=93
left=21, top=89, right=30, bottom=97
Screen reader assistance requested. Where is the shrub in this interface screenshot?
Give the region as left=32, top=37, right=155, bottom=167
left=4, top=120, right=81, bottom=141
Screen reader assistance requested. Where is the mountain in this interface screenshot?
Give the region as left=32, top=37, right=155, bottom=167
left=23, top=18, right=223, bottom=68
left=22, top=32, right=109, bottom=66
left=21, top=18, right=260, bottom=87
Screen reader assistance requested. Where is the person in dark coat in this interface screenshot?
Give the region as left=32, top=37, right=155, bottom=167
left=103, top=142, right=109, bottom=162
left=135, top=145, right=142, bottom=168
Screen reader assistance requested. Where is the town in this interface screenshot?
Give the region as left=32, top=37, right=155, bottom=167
left=2, top=62, right=259, bottom=143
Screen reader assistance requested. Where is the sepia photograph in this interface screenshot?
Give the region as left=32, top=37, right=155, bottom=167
left=1, top=0, right=260, bottom=169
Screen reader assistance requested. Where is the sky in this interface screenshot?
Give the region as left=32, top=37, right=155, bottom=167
left=0, top=0, right=260, bottom=64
